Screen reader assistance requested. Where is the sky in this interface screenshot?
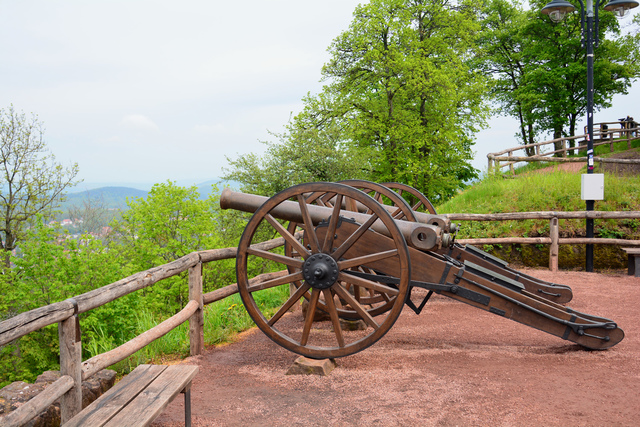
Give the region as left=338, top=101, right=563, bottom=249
left=1, top=1, right=638, bottom=191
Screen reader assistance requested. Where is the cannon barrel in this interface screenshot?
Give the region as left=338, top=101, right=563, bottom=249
left=220, top=188, right=451, bottom=250
left=340, top=198, right=451, bottom=230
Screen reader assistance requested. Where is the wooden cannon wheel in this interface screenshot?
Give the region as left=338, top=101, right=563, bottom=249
left=381, top=182, right=437, bottom=215
left=236, top=182, right=411, bottom=359
left=338, top=180, right=417, bottom=222
left=284, top=180, right=416, bottom=319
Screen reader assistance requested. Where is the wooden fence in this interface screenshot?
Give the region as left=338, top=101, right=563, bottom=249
left=0, top=235, right=293, bottom=426
left=450, top=210, right=640, bottom=272
left=487, top=122, right=640, bottom=174
left=1, top=210, right=639, bottom=425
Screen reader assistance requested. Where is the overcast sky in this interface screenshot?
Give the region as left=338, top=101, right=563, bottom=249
left=1, top=1, right=638, bottom=190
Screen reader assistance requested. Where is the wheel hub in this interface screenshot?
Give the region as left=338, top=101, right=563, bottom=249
left=303, top=253, right=339, bottom=289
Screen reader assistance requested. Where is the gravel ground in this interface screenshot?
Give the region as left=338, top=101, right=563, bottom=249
left=153, top=268, right=639, bottom=426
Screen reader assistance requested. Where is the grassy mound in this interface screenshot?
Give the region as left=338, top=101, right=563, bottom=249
left=436, top=170, right=640, bottom=269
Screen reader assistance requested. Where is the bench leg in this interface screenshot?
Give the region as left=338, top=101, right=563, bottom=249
left=183, top=384, right=192, bottom=427
left=630, top=255, right=640, bottom=277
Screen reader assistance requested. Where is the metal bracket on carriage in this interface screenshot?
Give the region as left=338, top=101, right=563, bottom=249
left=343, top=269, right=491, bottom=311
left=316, top=215, right=358, bottom=234
left=444, top=244, right=574, bottom=304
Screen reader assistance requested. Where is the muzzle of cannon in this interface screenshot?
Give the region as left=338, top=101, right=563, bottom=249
left=221, top=181, right=624, bottom=359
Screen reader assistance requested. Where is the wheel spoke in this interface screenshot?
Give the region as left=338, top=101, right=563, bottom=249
left=267, top=283, right=311, bottom=326
left=338, top=271, right=399, bottom=296
left=265, top=213, right=310, bottom=258
left=354, top=285, right=362, bottom=303
left=366, top=191, right=381, bottom=214
left=315, top=191, right=335, bottom=207
left=338, top=249, right=399, bottom=270
left=323, top=289, right=345, bottom=348
left=297, top=195, right=320, bottom=253
left=333, top=284, right=379, bottom=330
left=345, top=197, right=358, bottom=212
left=391, top=207, right=405, bottom=220
left=247, top=271, right=304, bottom=292
left=300, top=288, right=321, bottom=346
left=247, top=247, right=304, bottom=268
left=321, top=194, right=343, bottom=253
left=332, top=213, right=379, bottom=260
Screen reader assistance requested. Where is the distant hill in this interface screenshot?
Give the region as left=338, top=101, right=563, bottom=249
left=62, top=187, right=148, bottom=210
left=61, top=179, right=241, bottom=212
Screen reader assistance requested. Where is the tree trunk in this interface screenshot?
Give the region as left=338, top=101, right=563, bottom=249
left=567, top=115, right=577, bottom=155
left=553, top=126, right=564, bottom=156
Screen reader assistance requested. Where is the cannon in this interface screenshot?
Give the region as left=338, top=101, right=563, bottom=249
left=220, top=182, right=624, bottom=359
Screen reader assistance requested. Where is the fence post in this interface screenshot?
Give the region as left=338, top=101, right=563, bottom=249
left=561, top=139, right=567, bottom=157
left=549, top=217, right=559, bottom=272
left=627, top=127, right=632, bottom=149
left=610, top=131, right=614, bottom=152
left=189, top=261, right=204, bottom=356
left=508, top=151, right=514, bottom=175
left=59, top=312, right=82, bottom=423
left=536, top=144, right=540, bottom=156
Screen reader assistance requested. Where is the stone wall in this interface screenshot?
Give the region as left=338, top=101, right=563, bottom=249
left=0, top=369, right=116, bottom=426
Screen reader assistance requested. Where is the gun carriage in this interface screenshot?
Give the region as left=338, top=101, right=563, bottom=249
left=220, top=182, right=624, bottom=359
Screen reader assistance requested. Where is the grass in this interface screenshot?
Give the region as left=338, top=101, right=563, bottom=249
left=101, top=284, right=290, bottom=375
left=437, top=170, right=640, bottom=240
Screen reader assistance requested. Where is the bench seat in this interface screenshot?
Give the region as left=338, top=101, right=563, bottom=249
left=621, top=247, right=640, bottom=277
left=66, top=364, right=198, bottom=427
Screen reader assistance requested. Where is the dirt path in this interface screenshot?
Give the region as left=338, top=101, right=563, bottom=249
left=153, top=269, right=639, bottom=426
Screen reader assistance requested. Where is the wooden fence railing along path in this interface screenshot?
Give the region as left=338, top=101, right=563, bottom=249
left=487, top=121, right=640, bottom=174
left=450, top=210, right=640, bottom=272
left=1, top=208, right=640, bottom=425
left=0, top=235, right=295, bottom=426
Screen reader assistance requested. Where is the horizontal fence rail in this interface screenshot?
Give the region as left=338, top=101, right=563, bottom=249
left=446, top=211, right=640, bottom=272
left=487, top=122, right=640, bottom=173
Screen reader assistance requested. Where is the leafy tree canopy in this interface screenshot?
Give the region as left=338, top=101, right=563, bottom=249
left=226, top=0, right=490, bottom=202
left=479, top=0, right=640, bottom=152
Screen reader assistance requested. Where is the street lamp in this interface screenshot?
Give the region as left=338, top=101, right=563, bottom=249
left=540, top=0, right=638, bottom=272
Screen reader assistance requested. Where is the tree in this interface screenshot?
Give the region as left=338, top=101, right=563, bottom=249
left=111, top=181, right=227, bottom=312
left=223, top=122, right=371, bottom=196
left=68, top=194, right=113, bottom=236
left=113, top=181, right=220, bottom=267
left=225, top=0, right=489, bottom=202
left=477, top=0, right=541, bottom=155
left=0, top=106, right=79, bottom=266
left=480, top=0, right=640, bottom=154
left=316, top=0, right=488, bottom=201
left=1, top=220, right=130, bottom=386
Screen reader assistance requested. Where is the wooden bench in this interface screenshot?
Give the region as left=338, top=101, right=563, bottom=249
left=65, top=364, right=198, bottom=427
left=621, top=248, right=640, bottom=277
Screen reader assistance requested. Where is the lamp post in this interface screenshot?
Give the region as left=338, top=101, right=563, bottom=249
left=540, top=0, right=639, bottom=272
